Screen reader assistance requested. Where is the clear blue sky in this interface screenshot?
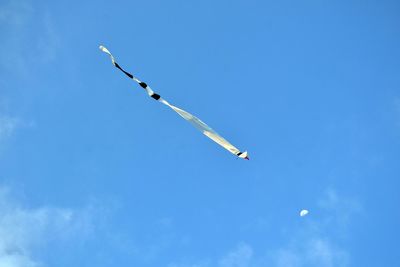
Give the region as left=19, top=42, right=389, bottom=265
left=1, top=0, right=399, bottom=266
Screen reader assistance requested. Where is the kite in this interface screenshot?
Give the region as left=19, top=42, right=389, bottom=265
left=99, top=45, right=249, bottom=160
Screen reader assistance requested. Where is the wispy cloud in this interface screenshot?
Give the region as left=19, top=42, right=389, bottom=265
left=168, top=243, right=254, bottom=267
left=394, top=97, right=400, bottom=129
left=0, top=0, right=33, bottom=75
left=0, top=111, right=34, bottom=151
left=317, top=188, right=362, bottom=230
left=266, top=188, right=358, bottom=267
left=0, top=0, right=32, bottom=26
left=168, top=188, right=360, bottom=267
left=218, top=243, right=253, bottom=267
left=0, top=186, right=96, bottom=267
left=0, top=115, right=18, bottom=140
left=0, top=0, right=59, bottom=76
left=169, top=262, right=211, bottom=267
left=271, top=237, right=349, bottom=267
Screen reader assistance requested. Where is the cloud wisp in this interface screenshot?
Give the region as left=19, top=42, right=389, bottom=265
left=168, top=188, right=360, bottom=267
left=0, top=0, right=59, bottom=76
left=0, top=115, right=18, bottom=141
left=266, top=188, right=359, bottom=267
left=0, top=186, right=96, bottom=267
left=271, top=236, right=349, bottom=267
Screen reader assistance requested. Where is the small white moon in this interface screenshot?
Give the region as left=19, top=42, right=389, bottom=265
left=300, top=209, right=309, bottom=217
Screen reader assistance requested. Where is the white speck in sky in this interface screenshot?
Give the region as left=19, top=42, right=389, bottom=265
left=300, top=209, right=309, bottom=217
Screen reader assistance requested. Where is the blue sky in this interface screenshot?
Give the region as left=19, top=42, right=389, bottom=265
left=1, top=0, right=400, bottom=266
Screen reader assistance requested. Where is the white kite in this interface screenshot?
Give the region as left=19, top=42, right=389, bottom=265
left=99, top=45, right=249, bottom=160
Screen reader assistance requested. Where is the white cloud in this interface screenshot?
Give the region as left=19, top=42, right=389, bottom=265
left=0, top=0, right=32, bottom=26
left=168, top=263, right=210, bottom=267
left=218, top=243, right=253, bottom=267
left=317, top=188, right=362, bottom=231
left=274, top=248, right=301, bottom=267
left=272, top=237, right=349, bottom=267
left=0, top=0, right=59, bottom=76
left=0, top=186, right=96, bottom=267
left=167, top=243, right=254, bottom=267
left=0, top=115, right=18, bottom=140
left=0, top=112, right=35, bottom=151
left=268, top=188, right=357, bottom=267
left=168, top=189, right=359, bottom=267
left=306, top=238, right=349, bottom=267
left=394, top=97, right=400, bottom=129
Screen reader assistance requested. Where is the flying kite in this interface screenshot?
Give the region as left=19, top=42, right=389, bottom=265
left=99, top=45, right=249, bottom=160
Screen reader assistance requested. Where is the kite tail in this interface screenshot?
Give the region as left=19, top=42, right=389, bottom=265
left=99, top=45, right=249, bottom=160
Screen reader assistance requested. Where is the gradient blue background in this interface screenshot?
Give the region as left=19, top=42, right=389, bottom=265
left=1, top=1, right=399, bottom=266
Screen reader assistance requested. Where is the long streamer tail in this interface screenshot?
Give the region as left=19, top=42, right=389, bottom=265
left=99, top=45, right=249, bottom=160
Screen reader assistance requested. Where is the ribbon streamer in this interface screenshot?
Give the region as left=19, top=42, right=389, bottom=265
left=99, top=45, right=249, bottom=160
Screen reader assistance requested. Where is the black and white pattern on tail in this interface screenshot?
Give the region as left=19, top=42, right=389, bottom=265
left=99, top=45, right=249, bottom=160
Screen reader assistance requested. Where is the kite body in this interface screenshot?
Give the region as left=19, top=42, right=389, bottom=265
left=99, top=45, right=249, bottom=160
